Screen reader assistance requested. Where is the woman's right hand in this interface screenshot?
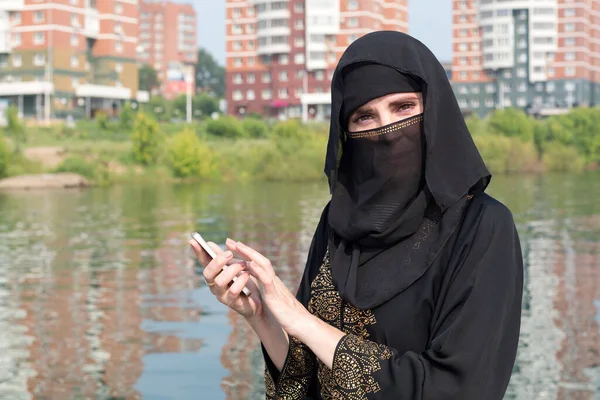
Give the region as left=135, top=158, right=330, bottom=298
left=190, top=238, right=263, bottom=320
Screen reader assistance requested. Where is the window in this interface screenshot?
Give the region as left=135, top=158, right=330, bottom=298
left=233, top=41, right=242, bottom=51
left=458, top=43, right=468, bottom=52
left=115, top=42, right=123, bottom=53
left=472, top=43, right=480, bottom=51
left=71, top=34, right=79, bottom=46
left=565, top=37, right=576, bottom=47
left=234, top=57, right=243, bottom=67
left=547, top=82, right=555, bottom=92
left=115, top=63, right=123, bottom=73
left=233, top=24, right=242, bottom=34
left=233, top=90, right=243, bottom=101
left=471, top=86, right=480, bottom=94
left=473, top=71, right=480, bottom=79
left=471, top=99, right=480, bottom=108
left=518, top=53, right=528, bottom=63
left=564, top=8, right=575, bottom=17
left=0, top=55, right=7, bottom=68
left=503, top=70, right=512, bottom=78
left=247, top=6, right=255, bottom=16
left=548, top=67, right=555, bottom=77
left=348, top=34, right=358, bottom=44
left=460, top=57, right=467, bottom=65
left=517, top=68, right=527, bottom=78
left=12, top=12, right=21, bottom=25
left=459, top=86, right=468, bottom=94
left=518, top=39, right=527, bottom=49
left=566, top=67, right=575, bottom=76
left=12, top=54, right=22, bottom=67
left=347, top=17, right=359, bottom=27
left=518, top=82, right=527, bottom=92
left=71, top=15, right=80, bottom=27
left=315, top=70, right=325, bottom=81
left=247, top=90, right=255, bottom=100
left=278, top=88, right=288, bottom=98
left=485, top=84, right=496, bottom=93
left=33, top=53, right=45, bottom=66
left=565, top=23, right=575, bottom=32
left=460, top=71, right=467, bottom=79
left=262, top=72, right=271, bottom=83
left=247, top=57, right=255, bottom=66
left=233, top=8, right=242, bottom=18
left=295, top=36, right=304, bottom=47
left=348, top=0, right=358, bottom=10
left=294, top=2, right=304, bottom=12
left=34, top=11, right=45, bottom=23
left=262, top=89, right=272, bottom=100
left=233, top=73, right=243, bottom=84
left=295, top=19, right=304, bottom=29
left=247, top=73, right=255, bottom=83
left=72, top=77, right=79, bottom=87
left=458, top=99, right=468, bottom=108
left=565, top=52, right=575, bottom=61
left=71, top=55, right=79, bottom=67
left=295, top=53, right=305, bottom=64
left=279, top=54, right=289, bottom=65
left=279, top=71, right=288, bottom=81
left=485, top=98, right=495, bottom=107
left=115, top=23, right=122, bottom=34
left=115, top=2, right=123, bottom=14
left=34, top=32, right=45, bottom=45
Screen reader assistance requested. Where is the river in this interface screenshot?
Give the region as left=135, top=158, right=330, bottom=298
left=0, top=173, right=599, bottom=399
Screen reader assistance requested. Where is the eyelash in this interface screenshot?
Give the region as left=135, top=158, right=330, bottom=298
left=352, top=102, right=416, bottom=124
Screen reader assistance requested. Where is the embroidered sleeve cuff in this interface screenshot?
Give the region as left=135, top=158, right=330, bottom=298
left=262, top=336, right=315, bottom=400
left=331, top=334, right=394, bottom=396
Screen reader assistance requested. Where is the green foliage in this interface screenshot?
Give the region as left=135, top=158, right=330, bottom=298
left=195, top=48, right=225, bottom=97
left=473, top=135, right=538, bottom=174
left=0, top=133, right=9, bottom=179
left=488, top=108, right=535, bottom=141
left=206, top=116, right=244, bottom=138
left=131, top=113, right=162, bottom=166
left=541, top=142, right=585, bottom=173
left=5, top=106, right=26, bottom=150
left=143, top=96, right=171, bottom=122
left=465, top=114, right=487, bottom=136
left=139, top=64, right=161, bottom=92
left=242, top=117, right=270, bottom=138
left=119, top=102, right=135, bottom=131
left=166, top=129, right=214, bottom=178
left=172, top=93, right=220, bottom=120
left=96, top=111, right=110, bottom=130
left=55, top=156, right=97, bottom=179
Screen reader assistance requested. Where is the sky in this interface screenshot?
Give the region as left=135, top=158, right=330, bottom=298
left=176, top=0, right=453, bottom=65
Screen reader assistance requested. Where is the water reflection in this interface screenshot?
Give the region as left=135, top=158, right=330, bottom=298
left=0, top=174, right=598, bottom=399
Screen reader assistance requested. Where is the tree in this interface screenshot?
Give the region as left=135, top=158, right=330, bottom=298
left=488, top=108, right=535, bottom=142
left=172, top=93, right=220, bottom=119
left=139, top=64, right=160, bottom=92
left=195, top=48, right=225, bottom=98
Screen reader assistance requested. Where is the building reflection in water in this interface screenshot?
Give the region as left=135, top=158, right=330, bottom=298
left=0, top=183, right=598, bottom=399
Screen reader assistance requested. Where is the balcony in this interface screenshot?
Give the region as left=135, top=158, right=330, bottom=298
left=0, top=0, right=24, bottom=11
left=257, top=43, right=291, bottom=55
left=84, top=10, right=100, bottom=38
left=257, top=26, right=291, bottom=38
left=0, top=32, right=10, bottom=53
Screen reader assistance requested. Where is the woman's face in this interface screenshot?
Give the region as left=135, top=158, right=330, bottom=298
left=347, top=92, right=423, bottom=132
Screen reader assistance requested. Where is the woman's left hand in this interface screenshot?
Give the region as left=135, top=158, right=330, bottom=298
left=226, top=240, right=311, bottom=335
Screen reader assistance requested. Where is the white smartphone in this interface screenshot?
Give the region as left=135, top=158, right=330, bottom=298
left=191, top=232, right=251, bottom=296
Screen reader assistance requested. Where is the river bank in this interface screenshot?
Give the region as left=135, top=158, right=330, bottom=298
left=1, top=106, right=599, bottom=187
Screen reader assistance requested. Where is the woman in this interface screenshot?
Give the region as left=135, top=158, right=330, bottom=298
left=190, top=31, right=523, bottom=399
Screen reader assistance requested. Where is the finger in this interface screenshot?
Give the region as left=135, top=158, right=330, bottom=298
left=189, top=240, right=212, bottom=266
left=203, top=250, right=233, bottom=282
left=226, top=271, right=250, bottom=297
left=214, top=261, right=245, bottom=289
left=234, top=242, right=274, bottom=274
left=243, top=259, right=273, bottom=287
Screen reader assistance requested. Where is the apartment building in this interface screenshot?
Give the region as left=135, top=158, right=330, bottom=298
left=138, top=1, right=197, bottom=100
left=452, top=0, right=600, bottom=117
left=0, top=0, right=140, bottom=120
left=225, top=0, right=409, bottom=120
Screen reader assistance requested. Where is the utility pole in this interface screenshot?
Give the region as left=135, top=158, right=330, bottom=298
left=45, top=5, right=53, bottom=124
left=186, top=67, right=192, bottom=123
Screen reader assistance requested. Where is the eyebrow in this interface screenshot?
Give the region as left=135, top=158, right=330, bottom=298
left=351, top=94, right=420, bottom=116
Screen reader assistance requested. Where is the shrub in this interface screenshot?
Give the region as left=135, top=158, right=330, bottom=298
left=272, top=119, right=302, bottom=139
left=474, top=135, right=538, bottom=174
left=55, top=156, right=97, bottom=180
left=5, top=105, right=26, bottom=150
left=542, top=142, right=585, bottom=173
left=96, top=111, right=110, bottom=130
left=119, top=102, right=135, bottom=131
left=488, top=108, right=535, bottom=141
left=206, top=116, right=244, bottom=138
left=0, top=134, right=9, bottom=179
left=131, top=113, right=162, bottom=165
left=242, top=117, right=269, bottom=138
left=166, top=129, right=215, bottom=178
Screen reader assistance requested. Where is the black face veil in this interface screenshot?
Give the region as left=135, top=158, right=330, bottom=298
left=325, top=31, right=491, bottom=310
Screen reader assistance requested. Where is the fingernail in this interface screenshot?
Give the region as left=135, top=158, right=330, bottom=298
left=226, top=238, right=235, bottom=245
left=224, top=251, right=233, bottom=258
left=237, top=241, right=245, bottom=247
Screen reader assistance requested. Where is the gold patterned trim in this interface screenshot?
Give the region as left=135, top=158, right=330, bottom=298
left=330, top=334, right=394, bottom=399
left=264, top=366, right=276, bottom=399
left=273, top=336, right=314, bottom=399
left=346, top=114, right=423, bottom=139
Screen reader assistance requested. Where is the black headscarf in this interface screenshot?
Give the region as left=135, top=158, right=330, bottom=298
left=325, top=31, right=491, bottom=310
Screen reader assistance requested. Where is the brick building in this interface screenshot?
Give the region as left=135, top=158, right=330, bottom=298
left=0, top=0, right=141, bottom=120
left=138, top=0, right=197, bottom=100
left=452, top=0, right=600, bottom=117
left=225, top=0, right=409, bottom=121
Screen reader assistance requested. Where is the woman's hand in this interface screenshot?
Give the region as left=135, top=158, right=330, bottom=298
left=189, top=238, right=263, bottom=320
left=226, top=240, right=312, bottom=336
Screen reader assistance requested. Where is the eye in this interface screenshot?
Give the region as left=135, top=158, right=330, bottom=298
left=395, top=102, right=416, bottom=112
left=352, top=113, right=374, bottom=124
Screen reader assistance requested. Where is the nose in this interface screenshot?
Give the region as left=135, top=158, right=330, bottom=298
left=379, top=110, right=396, bottom=128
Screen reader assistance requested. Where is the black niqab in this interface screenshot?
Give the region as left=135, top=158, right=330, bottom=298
left=326, top=31, right=491, bottom=309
